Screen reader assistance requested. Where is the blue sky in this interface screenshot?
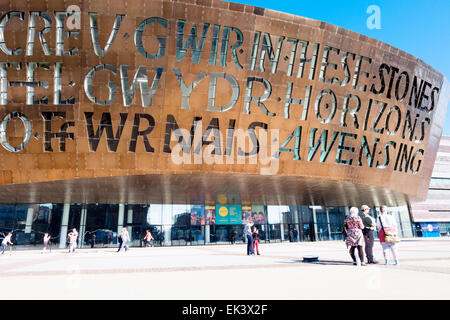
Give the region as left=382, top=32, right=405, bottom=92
left=232, top=0, right=450, bottom=135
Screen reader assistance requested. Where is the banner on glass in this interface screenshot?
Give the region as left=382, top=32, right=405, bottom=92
left=205, top=205, right=216, bottom=225
left=190, top=205, right=205, bottom=225
left=216, top=205, right=242, bottom=225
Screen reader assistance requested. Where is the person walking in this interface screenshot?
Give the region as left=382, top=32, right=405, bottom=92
left=117, top=227, right=130, bottom=252
left=252, top=225, right=260, bottom=255
left=42, top=233, right=51, bottom=253
left=90, top=233, right=96, bottom=248
left=376, top=205, right=400, bottom=265
left=67, top=228, right=78, bottom=253
left=143, top=229, right=154, bottom=247
left=360, top=205, right=378, bottom=264
left=344, top=207, right=366, bottom=266
left=1, top=232, right=13, bottom=255
left=243, top=221, right=254, bottom=255
left=292, top=228, right=298, bottom=242
left=230, top=230, right=237, bottom=244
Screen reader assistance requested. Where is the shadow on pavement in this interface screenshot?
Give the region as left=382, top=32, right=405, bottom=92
left=302, top=260, right=354, bottom=266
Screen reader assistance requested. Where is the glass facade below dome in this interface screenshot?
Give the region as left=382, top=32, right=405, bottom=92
left=0, top=203, right=414, bottom=249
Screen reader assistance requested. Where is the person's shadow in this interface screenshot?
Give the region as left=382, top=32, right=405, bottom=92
left=302, top=259, right=354, bottom=266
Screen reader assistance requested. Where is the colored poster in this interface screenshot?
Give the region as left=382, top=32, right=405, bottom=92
left=190, top=205, right=205, bottom=225
left=228, top=205, right=242, bottom=224
left=252, top=205, right=266, bottom=225
left=241, top=205, right=266, bottom=224
left=205, top=205, right=216, bottom=225
left=216, top=205, right=229, bottom=225
left=242, top=206, right=252, bottom=224
left=216, top=205, right=242, bottom=225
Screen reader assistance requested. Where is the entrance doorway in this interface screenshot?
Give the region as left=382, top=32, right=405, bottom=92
left=302, top=223, right=315, bottom=241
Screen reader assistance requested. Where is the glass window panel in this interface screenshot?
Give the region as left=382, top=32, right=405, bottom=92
left=301, top=206, right=313, bottom=223
left=301, top=223, right=314, bottom=241
left=162, top=225, right=171, bottom=246
left=327, top=207, right=345, bottom=225
left=267, top=224, right=281, bottom=242
left=13, top=205, right=33, bottom=245
left=209, top=225, right=243, bottom=244
left=190, top=226, right=205, bottom=245
left=161, top=205, right=172, bottom=225
left=31, top=204, right=59, bottom=246
left=171, top=226, right=188, bottom=245
left=288, top=206, right=300, bottom=223
left=329, top=223, right=344, bottom=240
left=47, top=204, right=63, bottom=246
left=15, top=205, right=29, bottom=230
left=283, top=223, right=291, bottom=241
left=172, top=204, right=189, bottom=226
left=315, top=207, right=327, bottom=224
left=0, top=205, right=15, bottom=230
left=85, top=204, right=119, bottom=247
left=212, top=225, right=231, bottom=243
left=316, top=223, right=330, bottom=241
left=68, top=204, right=82, bottom=231
left=147, top=204, right=162, bottom=225
left=280, top=206, right=291, bottom=223
left=438, top=223, right=450, bottom=236
left=267, top=206, right=281, bottom=224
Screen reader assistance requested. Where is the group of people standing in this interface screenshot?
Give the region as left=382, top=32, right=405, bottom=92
left=344, top=205, right=400, bottom=266
left=243, top=221, right=261, bottom=256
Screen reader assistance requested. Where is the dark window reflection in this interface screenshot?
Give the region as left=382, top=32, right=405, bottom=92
left=85, top=204, right=119, bottom=247
left=0, top=203, right=415, bottom=247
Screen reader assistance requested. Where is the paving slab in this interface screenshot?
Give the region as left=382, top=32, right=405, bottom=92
left=1, top=238, right=449, bottom=300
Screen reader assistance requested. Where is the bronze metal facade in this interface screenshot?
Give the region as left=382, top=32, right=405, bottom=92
left=0, top=0, right=448, bottom=206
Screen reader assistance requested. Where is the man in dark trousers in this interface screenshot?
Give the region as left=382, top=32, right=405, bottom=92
left=360, top=205, right=378, bottom=264
left=243, top=221, right=254, bottom=255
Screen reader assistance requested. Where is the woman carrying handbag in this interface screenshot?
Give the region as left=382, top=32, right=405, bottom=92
left=376, top=205, right=400, bottom=265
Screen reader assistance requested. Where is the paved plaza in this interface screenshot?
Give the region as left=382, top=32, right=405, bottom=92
left=1, top=238, right=449, bottom=300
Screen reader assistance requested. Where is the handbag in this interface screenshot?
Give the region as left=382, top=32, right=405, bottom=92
left=378, top=216, right=400, bottom=243
left=342, top=222, right=348, bottom=238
